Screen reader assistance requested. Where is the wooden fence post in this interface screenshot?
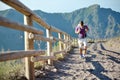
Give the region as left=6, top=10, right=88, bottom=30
left=68, top=35, right=70, bottom=51
left=46, top=28, right=52, bottom=65
left=63, top=34, right=66, bottom=50
left=73, top=38, right=76, bottom=47
left=58, top=33, right=63, bottom=57
left=66, top=35, right=69, bottom=51
left=24, top=15, right=35, bottom=80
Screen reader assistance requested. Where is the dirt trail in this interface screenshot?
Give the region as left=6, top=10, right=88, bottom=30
left=37, top=42, right=120, bottom=80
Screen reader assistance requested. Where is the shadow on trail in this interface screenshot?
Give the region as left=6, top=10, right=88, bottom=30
left=107, top=55, right=120, bottom=64
left=100, top=43, right=120, bottom=55
left=85, top=55, right=111, bottom=80
left=47, top=60, right=73, bottom=79
left=100, top=43, right=120, bottom=63
left=45, top=70, right=72, bottom=80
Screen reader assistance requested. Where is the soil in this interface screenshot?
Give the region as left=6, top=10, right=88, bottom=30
left=36, top=41, right=120, bottom=80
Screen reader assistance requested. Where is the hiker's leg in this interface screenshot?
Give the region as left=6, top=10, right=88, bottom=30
left=84, top=46, right=87, bottom=54
left=78, top=39, right=83, bottom=55
left=80, top=48, right=82, bottom=55
left=83, top=38, right=87, bottom=54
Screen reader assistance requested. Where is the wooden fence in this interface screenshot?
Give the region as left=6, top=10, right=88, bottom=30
left=0, top=0, right=73, bottom=80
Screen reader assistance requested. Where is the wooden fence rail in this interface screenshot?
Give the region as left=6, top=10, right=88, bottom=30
left=1, top=0, right=67, bottom=35
left=0, top=50, right=45, bottom=62
left=0, top=0, right=73, bottom=80
left=0, top=16, right=43, bottom=35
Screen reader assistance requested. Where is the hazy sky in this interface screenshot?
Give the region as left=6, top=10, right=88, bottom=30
left=0, top=0, right=120, bottom=13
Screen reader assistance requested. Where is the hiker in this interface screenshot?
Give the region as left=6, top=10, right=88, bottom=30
left=75, top=21, right=89, bottom=58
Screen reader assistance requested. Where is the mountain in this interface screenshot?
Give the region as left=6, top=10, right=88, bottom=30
left=0, top=4, right=120, bottom=51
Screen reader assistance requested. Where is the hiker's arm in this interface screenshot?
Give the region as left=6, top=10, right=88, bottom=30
left=75, top=28, right=80, bottom=34
left=85, top=26, right=89, bottom=32
left=85, top=28, right=88, bottom=32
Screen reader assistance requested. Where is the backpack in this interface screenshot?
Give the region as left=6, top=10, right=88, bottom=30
left=84, top=25, right=88, bottom=37
left=77, top=25, right=88, bottom=38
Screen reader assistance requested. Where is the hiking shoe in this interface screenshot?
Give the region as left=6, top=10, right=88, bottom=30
left=82, top=54, right=85, bottom=57
left=81, top=54, right=85, bottom=59
left=80, top=54, right=85, bottom=58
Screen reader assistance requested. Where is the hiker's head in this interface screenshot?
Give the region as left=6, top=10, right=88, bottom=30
left=80, top=21, right=84, bottom=26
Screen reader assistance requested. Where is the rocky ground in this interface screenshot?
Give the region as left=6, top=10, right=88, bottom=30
left=35, top=39, right=120, bottom=80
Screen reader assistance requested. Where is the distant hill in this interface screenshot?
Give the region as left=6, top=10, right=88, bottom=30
left=0, top=4, right=120, bottom=51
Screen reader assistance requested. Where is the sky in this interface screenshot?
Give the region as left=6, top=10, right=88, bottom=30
left=0, top=0, right=120, bottom=13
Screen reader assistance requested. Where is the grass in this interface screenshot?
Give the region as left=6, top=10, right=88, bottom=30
left=0, top=41, right=65, bottom=80
left=0, top=59, right=24, bottom=80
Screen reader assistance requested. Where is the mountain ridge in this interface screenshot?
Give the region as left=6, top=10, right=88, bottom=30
left=0, top=4, right=120, bottom=51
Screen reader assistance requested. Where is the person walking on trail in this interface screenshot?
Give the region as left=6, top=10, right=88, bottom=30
left=75, top=21, right=89, bottom=58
